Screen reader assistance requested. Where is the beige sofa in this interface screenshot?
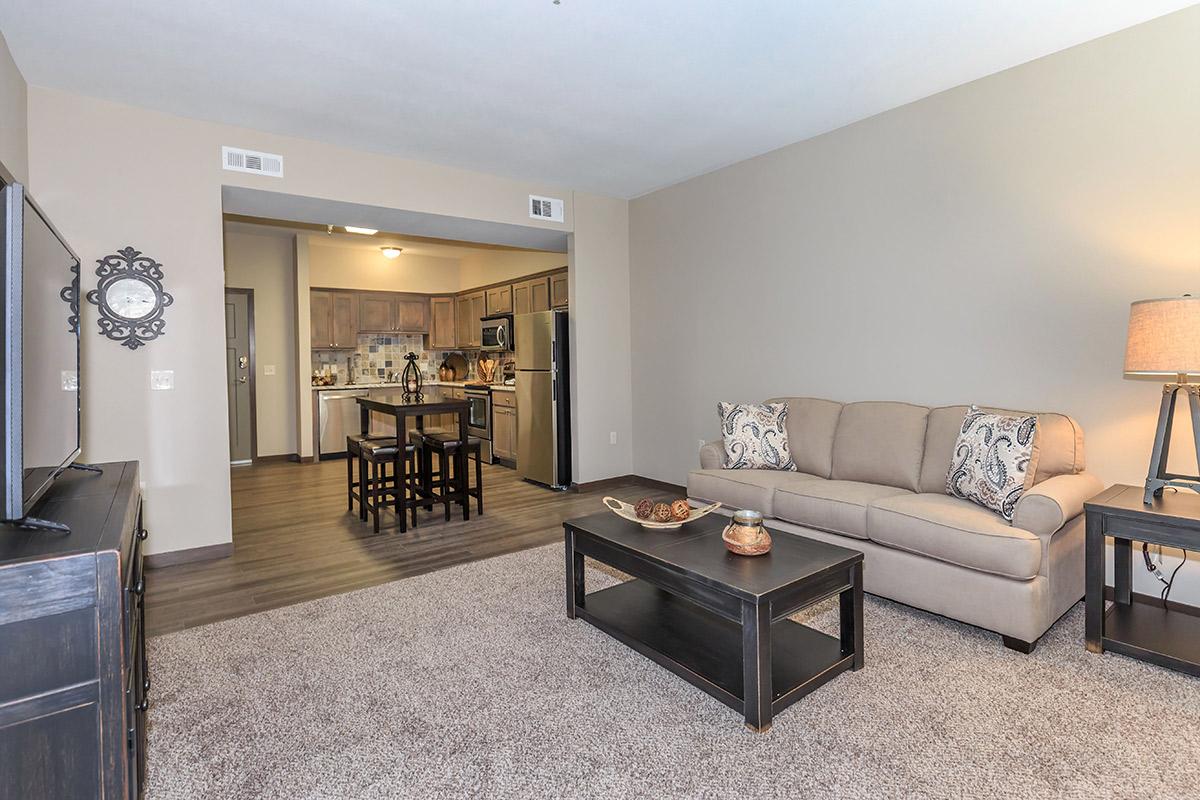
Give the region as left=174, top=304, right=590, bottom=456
left=689, top=398, right=1103, bottom=651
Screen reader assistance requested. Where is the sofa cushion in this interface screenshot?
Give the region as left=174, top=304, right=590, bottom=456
left=919, top=405, right=1085, bottom=492
left=687, top=469, right=821, bottom=517
left=774, top=480, right=912, bottom=540
left=830, top=402, right=929, bottom=492
left=946, top=408, right=1039, bottom=521
left=765, top=397, right=844, bottom=478
left=717, top=402, right=797, bottom=471
left=867, top=493, right=1042, bottom=580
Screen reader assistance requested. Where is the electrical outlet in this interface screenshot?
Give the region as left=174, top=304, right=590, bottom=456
left=609, top=431, right=618, bottom=445
left=150, top=370, right=174, bottom=391
left=263, top=364, right=276, bottom=376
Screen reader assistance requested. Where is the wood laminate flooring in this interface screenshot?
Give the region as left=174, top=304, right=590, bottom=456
left=144, top=458, right=676, bottom=636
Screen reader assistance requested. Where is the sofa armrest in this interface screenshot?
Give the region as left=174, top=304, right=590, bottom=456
left=1013, top=472, right=1105, bottom=537
left=699, top=439, right=725, bottom=470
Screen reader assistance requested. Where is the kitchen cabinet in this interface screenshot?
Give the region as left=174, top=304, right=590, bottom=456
left=513, top=277, right=550, bottom=315
left=395, top=295, right=429, bottom=332
left=486, top=284, right=513, bottom=315
left=550, top=270, right=569, bottom=308
left=357, top=292, right=429, bottom=333
left=311, top=290, right=357, bottom=349
left=493, top=404, right=517, bottom=461
left=429, top=296, right=456, bottom=348
left=455, top=290, right=485, bottom=347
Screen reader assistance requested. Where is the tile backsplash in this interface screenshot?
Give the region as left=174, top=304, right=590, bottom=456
left=312, top=335, right=487, bottom=385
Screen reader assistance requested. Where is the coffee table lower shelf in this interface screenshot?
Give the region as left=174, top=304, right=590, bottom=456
left=577, top=578, right=852, bottom=718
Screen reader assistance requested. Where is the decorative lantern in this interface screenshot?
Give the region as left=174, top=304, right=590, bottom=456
left=401, top=351, right=423, bottom=401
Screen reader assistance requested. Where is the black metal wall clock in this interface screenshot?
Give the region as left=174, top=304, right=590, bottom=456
left=59, top=260, right=80, bottom=333
left=86, top=246, right=174, bottom=350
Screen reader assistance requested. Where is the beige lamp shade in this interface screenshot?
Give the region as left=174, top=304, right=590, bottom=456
left=1124, top=296, right=1200, bottom=376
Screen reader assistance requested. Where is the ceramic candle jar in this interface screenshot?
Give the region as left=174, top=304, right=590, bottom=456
left=722, top=509, right=772, bottom=556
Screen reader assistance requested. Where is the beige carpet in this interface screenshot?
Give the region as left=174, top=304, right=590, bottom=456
left=145, top=543, right=1200, bottom=799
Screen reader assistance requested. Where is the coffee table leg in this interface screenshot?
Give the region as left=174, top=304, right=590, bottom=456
left=742, top=600, right=772, bottom=732
left=565, top=528, right=584, bottom=620
left=840, top=561, right=864, bottom=670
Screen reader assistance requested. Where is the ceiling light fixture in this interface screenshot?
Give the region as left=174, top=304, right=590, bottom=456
left=380, top=246, right=403, bottom=259
left=344, top=226, right=378, bottom=235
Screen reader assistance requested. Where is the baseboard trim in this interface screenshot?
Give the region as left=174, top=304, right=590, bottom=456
left=572, top=475, right=687, bottom=495
left=145, top=542, right=234, bottom=569
left=253, top=453, right=301, bottom=464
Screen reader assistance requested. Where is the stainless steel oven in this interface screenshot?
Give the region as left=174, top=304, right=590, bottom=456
left=480, top=314, right=512, bottom=352
left=464, top=386, right=493, bottom=463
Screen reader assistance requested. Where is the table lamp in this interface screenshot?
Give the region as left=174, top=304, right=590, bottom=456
left=1124, top=295, right=1200, bottom=503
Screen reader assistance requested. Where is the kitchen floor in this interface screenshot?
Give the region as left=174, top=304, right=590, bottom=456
left=143, top=458, right=674, bottom=636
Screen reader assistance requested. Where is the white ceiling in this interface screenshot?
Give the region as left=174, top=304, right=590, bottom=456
left=2, top=1, right=1194, bottom=198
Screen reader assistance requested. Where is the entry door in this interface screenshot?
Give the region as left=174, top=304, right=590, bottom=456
left=225, top=290, right=254, bottom=464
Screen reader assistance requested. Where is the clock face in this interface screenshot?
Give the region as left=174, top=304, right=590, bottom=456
left=107, top=277, right=158, bottom=320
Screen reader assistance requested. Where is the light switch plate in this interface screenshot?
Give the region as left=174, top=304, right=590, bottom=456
left=61, top=370, right=78, bottom=391
left=150, top=370, right=175, bottom=391
left=263, top=364, right=276, bottom=376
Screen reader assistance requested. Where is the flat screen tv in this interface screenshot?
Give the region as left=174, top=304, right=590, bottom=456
left=1, top=181, right=82, bottom=523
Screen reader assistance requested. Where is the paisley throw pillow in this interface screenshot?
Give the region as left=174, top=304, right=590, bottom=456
left=946, top=407, right=1039, bottom=522
left=718, top=402, right=796, bottom=471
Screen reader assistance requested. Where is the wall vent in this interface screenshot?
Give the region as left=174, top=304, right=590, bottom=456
left=222, top=146, right=284, bottom=178
left=529, top=194, right=564, bottom=223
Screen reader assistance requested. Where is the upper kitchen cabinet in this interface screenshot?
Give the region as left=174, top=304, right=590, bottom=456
left=357, top=292, right=429, bottom=333
left=485, top=284, right=513, bottom=315
left=455, top=290, right=485, bottom=347
left=513, top=276, right=551, bottom=315
left=550, top=269, right=569, bottom=308
left=395, top=295, right=430, bottom=332
left=428, top=296, right=456, bottom=349
left=311, top=290, right=357, bottom=349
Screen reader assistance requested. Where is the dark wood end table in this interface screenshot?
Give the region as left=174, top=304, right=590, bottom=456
left=1085, top=484, right=1200, bottom=677
left=563, top=511, right=864, bottom=732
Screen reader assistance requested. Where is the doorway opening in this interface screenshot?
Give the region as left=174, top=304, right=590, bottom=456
left=225, top=288, right=257, bottom=465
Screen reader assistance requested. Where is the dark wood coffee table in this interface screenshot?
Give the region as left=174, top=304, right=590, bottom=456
left=564, top=511, right=864, bottom=732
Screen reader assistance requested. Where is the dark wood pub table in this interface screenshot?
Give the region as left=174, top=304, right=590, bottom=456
left=357, top=391, right=470, bottom=533
left=563, top=512, right=864, bottom=732
left=1085, top=484, right=1200, bottom=676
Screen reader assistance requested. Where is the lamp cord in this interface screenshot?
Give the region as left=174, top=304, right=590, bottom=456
left=1162, top=549, right=1188, bottom=604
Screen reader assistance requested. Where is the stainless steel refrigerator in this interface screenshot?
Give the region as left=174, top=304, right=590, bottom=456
left=515, top=310, right=571, bottom=489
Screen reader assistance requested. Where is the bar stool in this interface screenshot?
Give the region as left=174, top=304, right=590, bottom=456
left=358, top=438, right=418, bottom=533
left=412, top=430, right=484, bottom=520
left=346, top=433, right=393, bottom=513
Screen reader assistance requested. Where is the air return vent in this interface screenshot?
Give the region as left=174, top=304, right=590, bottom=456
left=222, top=146, right=284, bottom=177
left=529, top=194, right=564, bottom=223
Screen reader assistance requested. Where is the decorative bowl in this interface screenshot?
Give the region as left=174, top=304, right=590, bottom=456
left=602, top=496, right=721, bottom=530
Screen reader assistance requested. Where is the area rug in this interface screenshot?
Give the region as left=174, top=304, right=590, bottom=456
left=146, top=544, right=1200, bottom=799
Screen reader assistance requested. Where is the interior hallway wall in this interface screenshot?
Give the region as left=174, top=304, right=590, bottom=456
left=223, top=226, right=298, bottom=458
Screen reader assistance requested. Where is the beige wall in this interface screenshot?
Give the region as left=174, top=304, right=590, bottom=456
left=27, top=86, right=631, bottom=556
left=459, top=249, right=567, bottom=288
left=223, top=227, right=298, bottom=457
left=308, top=238, right=461, bottom=293
left=630, top=8, right=1200, bottom=597
left=0, top=31, right=27, bottom=184
left=571, top=192, right=634, bottom=481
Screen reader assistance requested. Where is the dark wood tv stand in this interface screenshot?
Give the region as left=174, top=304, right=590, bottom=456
left=0, top=461, right=148, bottom=798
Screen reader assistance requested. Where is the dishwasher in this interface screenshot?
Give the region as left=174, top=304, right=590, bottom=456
left=318, top=389, right=369, bottom=459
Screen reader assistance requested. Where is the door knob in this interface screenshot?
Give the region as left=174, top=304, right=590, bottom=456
left=238, top=376, right=248, bottom=384
left=238, top=356, right=248, bottom=369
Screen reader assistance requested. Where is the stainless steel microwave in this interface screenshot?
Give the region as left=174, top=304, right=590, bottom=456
left=480, top=314, right=512, bottom=352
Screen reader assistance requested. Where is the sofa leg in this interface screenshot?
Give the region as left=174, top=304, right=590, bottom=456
left=1002, top=635, right=1037, bottom=654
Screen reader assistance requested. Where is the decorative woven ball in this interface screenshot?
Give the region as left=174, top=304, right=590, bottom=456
left=651, top=502, right=673, bottom=523
left=634, top=499, right=654, bottom=519
left=670, top=499, right=691, bottom=521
